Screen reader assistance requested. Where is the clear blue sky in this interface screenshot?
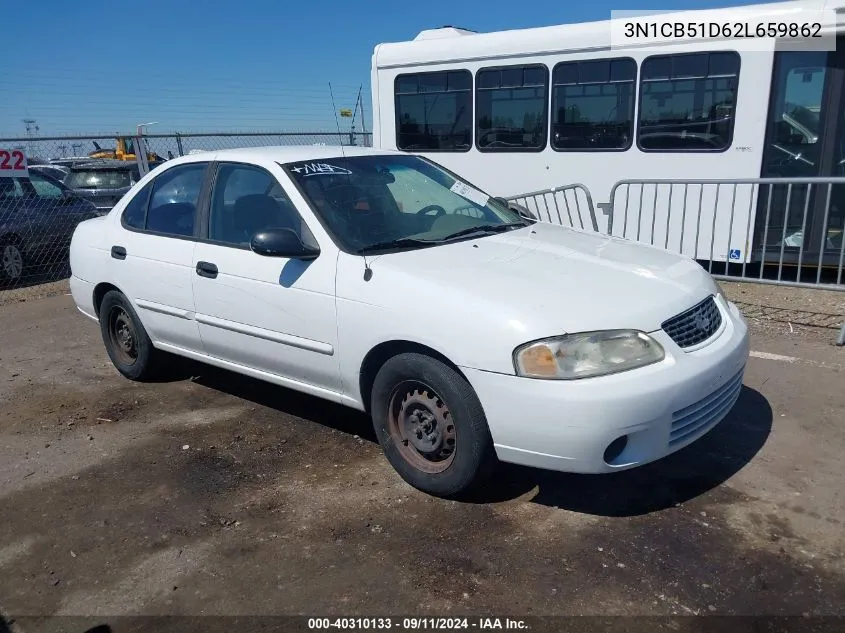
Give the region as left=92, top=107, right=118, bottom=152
left=0, top=0, right=759, bottom=137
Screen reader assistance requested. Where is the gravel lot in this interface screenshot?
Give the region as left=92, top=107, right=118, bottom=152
left=0, top=288, right=843, bottom=627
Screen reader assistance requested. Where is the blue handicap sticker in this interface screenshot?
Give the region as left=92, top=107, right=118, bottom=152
left=729, top=249, right=742, bottom=261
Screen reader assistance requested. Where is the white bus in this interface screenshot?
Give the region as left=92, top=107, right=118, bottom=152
left=370, top=0, right=845, bottom=273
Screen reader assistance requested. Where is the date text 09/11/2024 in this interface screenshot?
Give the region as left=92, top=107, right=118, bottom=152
left=307, top=617, right=529, bottom=630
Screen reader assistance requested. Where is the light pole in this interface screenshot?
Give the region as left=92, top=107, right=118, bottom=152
left=22, top=118, right=39, bottom=158
left=135, top=121, right=158, bottom=175
left=136, top=121, right=158, bottom=135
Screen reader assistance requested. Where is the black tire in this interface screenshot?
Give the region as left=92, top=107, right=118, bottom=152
left=98, top=290, right=167, bottom=381
left=371, top=352, right=498, bottom=498
left=0, top=237, right=25, bottom=287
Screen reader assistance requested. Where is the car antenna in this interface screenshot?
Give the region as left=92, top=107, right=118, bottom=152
left=330, top=81, right=372, bottom=282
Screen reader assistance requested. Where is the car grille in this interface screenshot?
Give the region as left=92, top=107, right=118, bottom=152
left=661, top=295, right=722, bottom=349
left=669, top=368, right=744, bottom=447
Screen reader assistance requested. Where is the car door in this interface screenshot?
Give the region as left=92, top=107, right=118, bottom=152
left=191, top=161, right=341, bottom=392
left=111, top=161, right=211, bottom=353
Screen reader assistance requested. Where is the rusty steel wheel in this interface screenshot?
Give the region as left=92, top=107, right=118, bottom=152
left=98, top=290, right=169, bottom=382
left=107, top=305, right=139, bottom=366
left=371, top=352, right=497, bottom=497
left=387, top=381, right=456, bottom=474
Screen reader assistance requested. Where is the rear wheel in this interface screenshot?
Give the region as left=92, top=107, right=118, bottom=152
left=0, top=239, right=24, bottom=286
left=99, top=290, right=168, bottom=381
left=371, top=353, right=497, bottom=498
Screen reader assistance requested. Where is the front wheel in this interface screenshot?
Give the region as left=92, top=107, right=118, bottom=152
left=371, top=353, right=498, bottom=498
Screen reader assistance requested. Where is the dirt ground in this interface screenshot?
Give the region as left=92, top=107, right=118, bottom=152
left=0, top=288, right=843, bottom=627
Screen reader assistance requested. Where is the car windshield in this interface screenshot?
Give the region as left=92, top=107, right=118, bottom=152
left=283, top=154, right=526, bottom=253
left=66, top=170, right=133, bottom=190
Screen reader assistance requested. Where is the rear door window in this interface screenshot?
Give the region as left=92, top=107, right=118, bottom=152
left=145, top=162, right=208, bottom=237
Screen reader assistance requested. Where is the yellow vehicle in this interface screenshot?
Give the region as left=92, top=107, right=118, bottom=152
left=89, top=136, right=161, bottom=162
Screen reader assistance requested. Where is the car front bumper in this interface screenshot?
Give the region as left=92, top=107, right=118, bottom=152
left=461, top=296, right=750, bottom=474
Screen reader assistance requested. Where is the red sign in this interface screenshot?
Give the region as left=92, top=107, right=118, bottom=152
left=0, top=149, right=28, bottom=178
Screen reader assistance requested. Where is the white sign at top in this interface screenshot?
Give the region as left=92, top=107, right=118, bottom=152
left=0, top=149, right=28, bottom=178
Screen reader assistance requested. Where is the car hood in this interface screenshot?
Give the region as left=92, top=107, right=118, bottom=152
left=360, top=222, right=717, bottom=335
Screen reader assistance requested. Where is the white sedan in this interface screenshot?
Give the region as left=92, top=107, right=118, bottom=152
left=68, top=146, right=750, bottom=498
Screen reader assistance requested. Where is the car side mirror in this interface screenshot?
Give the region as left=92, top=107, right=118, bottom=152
left=494, top=197, right=537, bottom=221
left=514, top=205, right=537, bottom=221
left=250, top=227, right=320, bottom=260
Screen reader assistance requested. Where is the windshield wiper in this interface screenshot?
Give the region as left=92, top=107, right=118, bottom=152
left=356, top=237, right=439, bottom=254
left=439, top=222, right=528, bottom=242
left=356, top=221, right=529, bottom=254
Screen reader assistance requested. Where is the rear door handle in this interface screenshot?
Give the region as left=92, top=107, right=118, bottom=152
left=111, top=245, right=126, bottom=260
left=196, top=261, right=218, bottom=279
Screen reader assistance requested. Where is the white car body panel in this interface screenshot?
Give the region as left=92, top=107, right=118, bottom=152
left=117, top=228, right=201, bottom=352
left=68, top=146, right=750, bottom=475
left=191, top=240, right=342, bottom=391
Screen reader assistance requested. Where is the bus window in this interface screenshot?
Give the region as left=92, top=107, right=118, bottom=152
left=551, top=58, right=636, bottom=151
left=637, top=51, right=740, bottom=152
left=476, top=64, right=548, bottom=152
left=762, top=55, right=827, bottom=178
left=758, top=48, right=843, bottom=265
left=394, top=70, right=472, bottom=152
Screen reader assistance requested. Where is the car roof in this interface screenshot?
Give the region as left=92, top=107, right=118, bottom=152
left=68, top=159, right=141, bottom=171
left=160, top=145, right=403, bottom=167
left=30, top=164, right=69, bottom=172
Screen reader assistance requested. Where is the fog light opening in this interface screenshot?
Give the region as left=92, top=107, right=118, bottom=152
left=603, top=435, right=629, bottom=465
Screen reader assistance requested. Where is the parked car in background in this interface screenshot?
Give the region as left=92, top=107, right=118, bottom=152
left=64, top=159, right=162, bottom=212
left=68, top=146, right=749, bottom=498
left=1, top=171, right=99, bottom=285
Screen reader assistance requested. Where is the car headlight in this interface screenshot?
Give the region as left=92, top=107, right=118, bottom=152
left=514, top=330, right=665, bottom=380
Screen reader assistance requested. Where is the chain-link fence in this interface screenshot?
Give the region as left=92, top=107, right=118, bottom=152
left=0, top=131, right=371, bottom=294
left=2, top=131, right=372, bottom=165
left=1, top=167, right=101, bottom=291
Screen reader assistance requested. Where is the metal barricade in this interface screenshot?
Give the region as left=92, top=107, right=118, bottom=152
left=508, top=177, right=844, bottom=345
left=505, top=184, right=598, bottom=232
left=606, top=178, right=845, bottom=292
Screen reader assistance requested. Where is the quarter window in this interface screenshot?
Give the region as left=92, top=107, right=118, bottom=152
left=395, top=71, right=472, bottom=152
left=476, top=64, right=548, bottom=152
left=638, top=51, right=740, bottom=152
left=145, top=162, right=208, bottom=237
left=209, top=163, right=306, bottom=247
left=122, top=181, right=153, bottom=230
left=551, top=58, right=636, bottom=151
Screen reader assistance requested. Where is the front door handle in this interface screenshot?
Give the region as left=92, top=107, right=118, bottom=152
left=196, top=261, right=218, bottom=279
left=111, top=245, right=126, bottom=260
